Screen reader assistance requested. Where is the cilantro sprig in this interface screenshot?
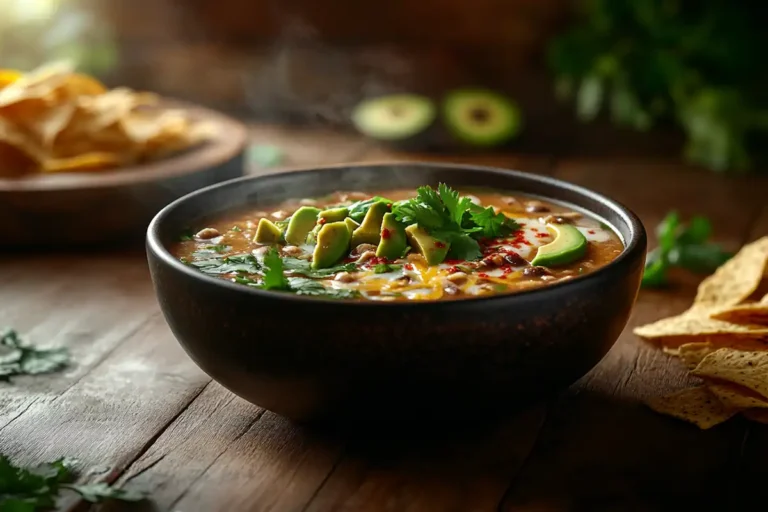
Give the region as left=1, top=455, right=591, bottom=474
left=0, top=329, right=70, bottom=383
left=392, top=183, right=520, bottom=260
left=642, top=212, right=732, bottom=288
left=262, top=247, right=291, bottom=290
left=0, top=455, right=145, bottom=510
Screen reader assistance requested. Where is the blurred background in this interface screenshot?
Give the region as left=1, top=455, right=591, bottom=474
left=2, top=0, right=767, bottom=173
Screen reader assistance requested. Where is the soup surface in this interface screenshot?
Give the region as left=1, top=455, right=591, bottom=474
left=172, top=185, right=624, bottom=301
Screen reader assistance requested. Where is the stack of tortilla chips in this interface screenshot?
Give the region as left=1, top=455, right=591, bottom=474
left=634, top=236, right=768, bottom=429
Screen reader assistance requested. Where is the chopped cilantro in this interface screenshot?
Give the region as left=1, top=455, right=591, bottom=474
left=282, top=257, right=357, bottom=278
left=179, top=229, right=194, bottom=241
left=189, top=254, right=260, bottom=275
left=205, top=244, right=230, bottom=253
left=262, top=248, right=291, bottom=290
left=0, top=454, right=145, bottom=508
left=288, top=278, right=360, bottom=299
left=373, top=263, right=402, bottom=274
left=0, top=329, right=70, bottom=383
left=392, top=184, right=519, bottom=261
left=230, top=226, right=242, bottom=232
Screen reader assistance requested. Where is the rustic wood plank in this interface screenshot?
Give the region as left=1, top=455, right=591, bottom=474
left=499, top=161, right=767, bottom=510
left=246, top=124, right=370, bottom=175
left=351, top=145, right=554, bottom=175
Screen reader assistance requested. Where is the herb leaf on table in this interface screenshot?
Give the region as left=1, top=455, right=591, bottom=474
left=641, top=212, right=732, bottom=288
left=0, top=329, right=70, bottom=383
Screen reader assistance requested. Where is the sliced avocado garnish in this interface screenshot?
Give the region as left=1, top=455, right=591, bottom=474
left=530, top=223, right=587, bottom=267
left=376, top=213, right=407, bottom=260
left=348, top=196, right=392, bottom=223
left=285, top=206, right=321, bottom=245
left=254, top=218, right=283, bottom=244
left=319, top=207, right=349, bottom=223
left=344, top=217, right=360, bottom=235
left=405, top=224, right=449, bottom=265
left=351, top=94, right=436, bottom=141
left=442, top=88, right=522, bottom=147
left=351, top=201, right=388, bottom=247
left=312, top=221, right=352, bottom=269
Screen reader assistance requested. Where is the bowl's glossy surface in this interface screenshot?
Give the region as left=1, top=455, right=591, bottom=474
left=147, top=163, right=646, bottom=425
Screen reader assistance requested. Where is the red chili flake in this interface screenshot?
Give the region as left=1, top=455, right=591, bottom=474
left=435, top=241, right=446, bottom=248
left=404, top=263, right=414, bottom=271
left=444, top=259, right=462, bottom=265
left=536, top=232, right=549, bottom=238
left=478, top=273, right=489, bottom=278
left=531, top=227, right=538, bottom=232
left=588, top=230, right=596, bottom=235
left=381, top=228, right=391, bottom=240
left=318, top=218, right=327, bottom=225
left=387, top=203, right=393, bottom=209
left=448, top=266, right=461, bottom=274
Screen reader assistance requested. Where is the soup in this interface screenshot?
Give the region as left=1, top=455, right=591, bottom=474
left=172, top=184, right=624, bottom=301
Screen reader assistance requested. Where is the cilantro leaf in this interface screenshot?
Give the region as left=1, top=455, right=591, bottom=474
left=0, top=455, right=143, bottom=509
left=64, top=482, right=146, bottom=503
left=205, top=244, right=230, bottom=253
left=189, top=254, right=261, bottom=276
left=287, top=278, right=360, bottom=299
left=281, top=257, right=357, bottom=278
left=433, top=231, right=482, bottom=261
left=262, top=248, right=290, bottom=290
left=0, top=329, right=70, bottom=383
left=468, top=204, right=520, bottom=238
left=373, top=263, right=402, bottom=274
left=348, top=196, right=393, bottom=223
left=438, top=183, right=472, bottom=226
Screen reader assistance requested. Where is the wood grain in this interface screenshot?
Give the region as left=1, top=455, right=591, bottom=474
left=499, top=161, right=765, bottom=510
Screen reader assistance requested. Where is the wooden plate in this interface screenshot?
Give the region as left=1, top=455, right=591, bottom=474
left=0, top=99, right=247, bottom=248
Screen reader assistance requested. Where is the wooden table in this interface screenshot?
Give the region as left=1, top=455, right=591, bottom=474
left=2, top=125, right=767, bottom=511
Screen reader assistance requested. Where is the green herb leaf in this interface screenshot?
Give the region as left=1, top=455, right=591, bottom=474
left=668, top=243, right=732, bottom=273
left=230, top=226, right=242, bottom=232
left=373, top=263, right=402, bottom=274
left=347, top=196, right=392, bottom=223
left=468, top=204, right=520, bottom=238
left=262, top=248, right=291, bottom=290
left=282, top=257, right=357, bottom=278
left=433, top=230, right=482, bottom=261
left=189, top=254, right=260, bottom=276
left=287, top=278, right=360, bottom=299
left=64, top=482, right=146, bottom=503
left=205, top=244, right=230, bottom=254
left=179, top=229, right=194, bottom=242
left=0, top=455, right=143, bottom=509
left=0, top=329, right=70, bottom=383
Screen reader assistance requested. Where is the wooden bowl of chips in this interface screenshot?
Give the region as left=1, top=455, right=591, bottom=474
left=0, top=63, right=247, bottom=248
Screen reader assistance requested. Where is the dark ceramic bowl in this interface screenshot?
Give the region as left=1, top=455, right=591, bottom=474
left=147, top=163, right=646, bottom=425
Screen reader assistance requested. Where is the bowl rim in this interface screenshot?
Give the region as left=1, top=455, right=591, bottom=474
left=146, top=161, right=647, bottom=308
left=0, top=99, right=247, bottom=192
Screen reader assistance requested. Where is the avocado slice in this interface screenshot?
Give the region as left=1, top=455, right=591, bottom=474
left=312, top=221, right=352, bottom=269
left=319, top=207, right=349, bottom=223
left=530, top=224, right=588, bottom=267
left=351, top=94, right=436, bottom=141
left=442, top=88, right=522, bottom=147
left=376, top=213, right=407, bottom=260
left=344, top=217, right=360, bottom=235
left=405, top=224, right=449, bottom=265
left=254, top=218, right=283, bottom=244
left=348, top=196, right=392, bottom=223
left=284, top=206, right=321, bottom=245
left=351, top=201, right=389, bottom=247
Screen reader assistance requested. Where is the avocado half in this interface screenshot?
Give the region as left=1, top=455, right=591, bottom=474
left=442, top=88, right=522, bottom=147
left=351, top=94, right=436, bottom=141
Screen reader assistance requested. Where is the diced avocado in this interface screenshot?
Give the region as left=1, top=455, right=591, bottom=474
left=312, top=221, right=352, bottom=269
left=351, top=201, right=388, bottom=247
left=319, top=207, right=349, bottom=223
left=530, top=223, right=587, bottom=267
left=405, top=224, right=449, bottom=265
left=285, top=206, right=321, bottom=245
left=254, top=218, right=283, bottom=243
left=344, top=217, right=360, bottom=235
left=348, top=196, right=392, bottom=223
left=376, top=213, right=407, bottom=260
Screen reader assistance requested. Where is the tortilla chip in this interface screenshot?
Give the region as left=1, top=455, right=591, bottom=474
left=691, top=236, right=768, bottom=311
left=646, top=387, right=739, bottom=429
left=41, top=152, right=122, bottom=173
left=707, top=382, right=768, bottom=409
left=743, top=409, right=768, bottom=424
left=692, top=349, right=768, bottom=399
left=633, top=312, right=768, bottom=348
left=710, top=294, right=768, bottom=326
left=677, top=342, right=716, bottom=368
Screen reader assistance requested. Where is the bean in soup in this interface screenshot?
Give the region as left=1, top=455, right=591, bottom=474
left=172, top=184, right=624, bottom=301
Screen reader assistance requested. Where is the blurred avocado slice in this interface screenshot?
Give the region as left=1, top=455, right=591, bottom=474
left=319, top=207, right=349, bottom=223
left=442, top=88, right=522, bottom=147
left=351, top=94, right=436, bottom=141
left=351, top=201, right=389, bottom=247
left=405, top=224, right=449, bottom=265
left=285, top=206, right=321, bottom=245
left=376, top=213, right=407, bottom=260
